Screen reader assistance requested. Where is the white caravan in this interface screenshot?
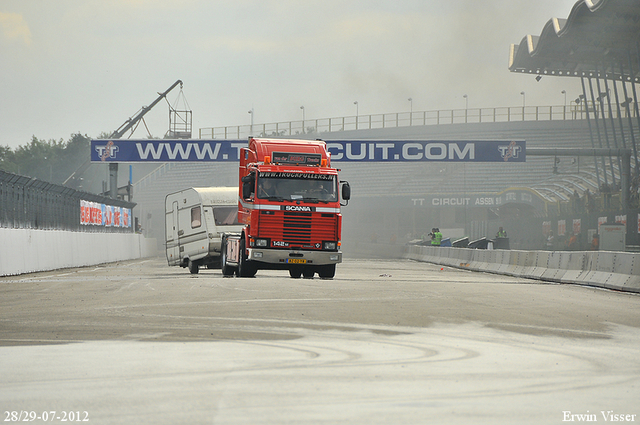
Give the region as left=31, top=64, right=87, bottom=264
left=165, top=187, right=242, bottom=274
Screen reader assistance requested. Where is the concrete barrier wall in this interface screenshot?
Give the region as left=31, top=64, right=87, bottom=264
left=0, top=228, right=158, bottom=276
left=404, top=245, right=640, bottom=294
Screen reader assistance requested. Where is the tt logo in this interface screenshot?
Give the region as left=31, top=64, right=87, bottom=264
left=95, top=141, right=119, bottom=161
left=498, top=142, right=521, bottom=161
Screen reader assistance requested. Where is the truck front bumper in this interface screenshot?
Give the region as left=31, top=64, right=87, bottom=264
left=247, top=248, right=342, bottom=265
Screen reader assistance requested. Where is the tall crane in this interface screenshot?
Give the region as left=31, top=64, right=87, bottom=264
left=64, top=80, right=185, bottom=198
left=109, top=80, right=183, bottom=139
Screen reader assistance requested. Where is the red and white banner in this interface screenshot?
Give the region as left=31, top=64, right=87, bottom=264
left=80, top=200, right=131, bottom=228
left=572, top=218, right=581, bottom=235
left=557, top=220, right=566, bottom=236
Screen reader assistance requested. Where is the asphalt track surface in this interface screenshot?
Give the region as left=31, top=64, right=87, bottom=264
left=1, top=257, right=639, bottom=424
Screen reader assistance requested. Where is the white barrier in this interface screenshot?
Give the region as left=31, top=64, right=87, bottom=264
left=0, top=228, right=158, bottom=276
left=540, top=251, right=565, bottom=282
left=559, top=252, right=588, bottom=285
left=510, top=250, right=531, bottom=276
left=581, top=252, right=611, bottom=290
left=404, top=245, right=640, bottom=294
left=525, top=251, right=550, bottom=280
left=519, top=251, right=538, bottom=278
left=611, top=252, right=640, bottom=291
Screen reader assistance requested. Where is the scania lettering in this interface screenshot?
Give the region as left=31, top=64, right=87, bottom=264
left=285, top=205, right=313, bottom=212
left=221, top=138, right=351, bottom=279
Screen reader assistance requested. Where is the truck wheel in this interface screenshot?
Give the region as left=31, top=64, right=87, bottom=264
left=188, top=259, right=199, bottom=274
left=289, top=268, right=302, bottom=278
left=317, top=264, right=336, bottom=279
left=302, top=268, right=315, bottom=279
left=220, top=239, right=235, bottom=277
left=238, top=238, right=257, bottom=277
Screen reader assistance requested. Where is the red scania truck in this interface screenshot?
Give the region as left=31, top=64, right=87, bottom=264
left=221, top=138, right=350, bottom=278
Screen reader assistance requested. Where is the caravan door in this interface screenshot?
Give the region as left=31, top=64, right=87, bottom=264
left=166, top=201, right=180, bottom=264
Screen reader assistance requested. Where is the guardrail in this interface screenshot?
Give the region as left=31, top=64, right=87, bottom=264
left=199, top=102, right=639, bottom=140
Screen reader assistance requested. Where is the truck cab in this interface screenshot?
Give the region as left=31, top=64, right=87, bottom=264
left=222, top=138, right=350, bottom=278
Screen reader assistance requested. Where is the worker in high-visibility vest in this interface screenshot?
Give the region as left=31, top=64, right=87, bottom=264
left=431, top=228, right=442, bottom=246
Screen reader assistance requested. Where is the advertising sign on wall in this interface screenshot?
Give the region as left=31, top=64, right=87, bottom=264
left=80, top=200, right=131, bottom=228
left=406, top=188, right=543, bottom=209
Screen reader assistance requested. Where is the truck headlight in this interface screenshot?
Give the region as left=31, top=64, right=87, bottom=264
left=255, top=238, right=268, bottom=247
left=323, top=241, right=337, bottom=250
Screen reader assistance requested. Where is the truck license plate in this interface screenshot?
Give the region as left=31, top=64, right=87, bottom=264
left=287, top=259, right=306, bottom=264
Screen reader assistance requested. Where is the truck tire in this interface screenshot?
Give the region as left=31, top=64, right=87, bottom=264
left=317, top=264, right=336, bottom=279
left=188, top=259, right=199, bottom=274
left=237, top=238, right=257, bottom=277
left=302, top=268, right=315, bottom=279
left=220, top=238, right=235, bottom=277
left=289, top=267, right=302, bottom=278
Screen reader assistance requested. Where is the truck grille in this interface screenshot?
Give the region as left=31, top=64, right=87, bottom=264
left=284, top=212, right=312, bottom=244
left=259, top=211, right=337, bottom=247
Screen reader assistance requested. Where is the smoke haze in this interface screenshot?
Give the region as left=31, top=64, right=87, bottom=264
left=1, top=0, right=579, bottom=148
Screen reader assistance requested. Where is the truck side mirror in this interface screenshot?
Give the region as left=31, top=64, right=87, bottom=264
left=242, top=182, right=252, bottom=199
left=242, top=174, right=255, bottom=199
left=341, top=181, right=351, bottom=201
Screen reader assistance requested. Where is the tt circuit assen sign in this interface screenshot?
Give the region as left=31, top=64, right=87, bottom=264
left=91, top=139, right=525, bottom=163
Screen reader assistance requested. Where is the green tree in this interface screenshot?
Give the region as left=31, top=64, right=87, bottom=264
left=0, top=145, right=18, bottom=174
left=0, top=133, right=93, bottom=185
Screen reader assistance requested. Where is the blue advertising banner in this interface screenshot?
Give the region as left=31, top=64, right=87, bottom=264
left=91, top=139, right=247, bottom=162
left=91, top=139, right=525, bottom=163
left=326, top=140, right=525, bottom=162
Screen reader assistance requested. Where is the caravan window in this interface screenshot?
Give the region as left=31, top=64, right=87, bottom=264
left=191, top=207, right=202, bottom=228
left=213, top=206, right=239, bottom=225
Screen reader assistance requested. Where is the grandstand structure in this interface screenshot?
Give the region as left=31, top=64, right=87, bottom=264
left=132, top=0, right=640, bottom=252
left=132, top=111, right=635, bottom=252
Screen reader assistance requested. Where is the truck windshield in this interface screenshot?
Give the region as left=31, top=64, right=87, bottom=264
left=257, top=173, right=337, bottom=202
left=212, top=206, right=239, bottom=225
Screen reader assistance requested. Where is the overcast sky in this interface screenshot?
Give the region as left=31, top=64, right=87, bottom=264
left=1, top=0, right=581, bottom=149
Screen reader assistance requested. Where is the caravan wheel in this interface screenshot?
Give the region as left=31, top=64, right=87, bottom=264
left=188, top=259, right=199, bottom=274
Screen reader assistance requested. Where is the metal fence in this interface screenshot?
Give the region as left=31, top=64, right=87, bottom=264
left=0, top=170, right=135, bottom=232
left=199, top=102, right=639, bottom=140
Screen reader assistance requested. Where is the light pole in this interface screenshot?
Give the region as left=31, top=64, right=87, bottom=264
left=520, top=91, right=526, bottom=120
left=408, top=98, right=413, bottom=125
left=561, top=90, right=567, bottom=119
left=463, top=94, right=468, bottom=123
left=248, top=108, right=254, bottom=136
left=300, top=106, right=305, bottom=133
left=354, top=101, right=359, bottom=129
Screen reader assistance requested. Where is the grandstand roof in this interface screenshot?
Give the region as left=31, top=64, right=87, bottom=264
left=509, top=0, right=640, bottom=81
